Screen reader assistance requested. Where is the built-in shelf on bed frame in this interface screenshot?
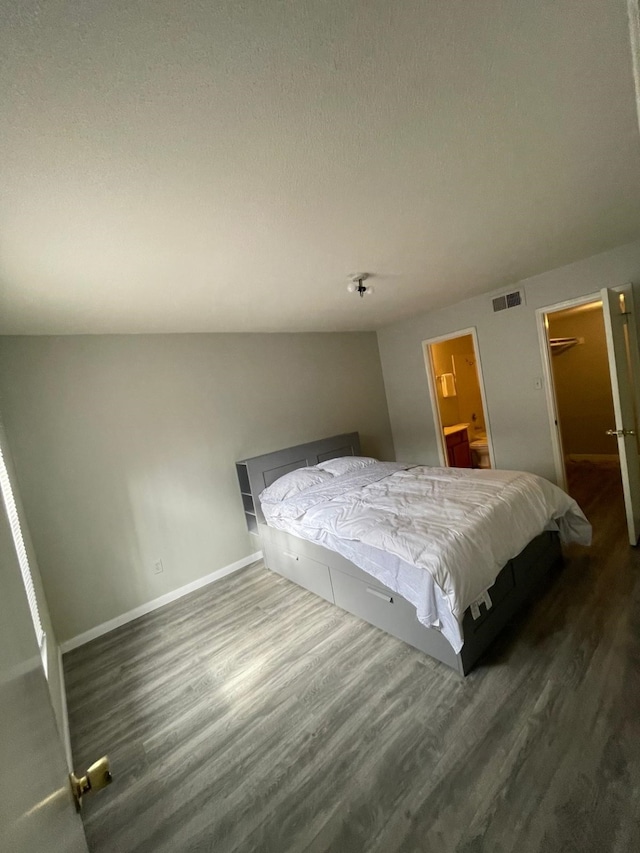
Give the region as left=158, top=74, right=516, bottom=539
left=236, top=433, right=563, bottom=676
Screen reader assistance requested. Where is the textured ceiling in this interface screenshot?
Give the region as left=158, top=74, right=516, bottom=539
left=1, top=0, right=640, bottom=334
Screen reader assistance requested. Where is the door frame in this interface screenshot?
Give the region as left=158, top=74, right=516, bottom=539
left=535, top=284, right=639, bottom=493
left=422, top=326, right=495, bottom=468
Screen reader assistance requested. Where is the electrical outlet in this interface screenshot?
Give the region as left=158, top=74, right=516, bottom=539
left=153, top=560, right=164, bottom=575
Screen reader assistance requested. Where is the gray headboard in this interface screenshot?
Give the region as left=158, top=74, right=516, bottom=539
left=235, top=432, right=361, bottom=530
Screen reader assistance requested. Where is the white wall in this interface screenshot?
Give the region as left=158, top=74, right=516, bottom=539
left=377, top=241, right=640, bottom=479
left=0, top=332, right=394, bottom=643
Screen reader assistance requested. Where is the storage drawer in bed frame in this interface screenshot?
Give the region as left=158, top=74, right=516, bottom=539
left=260, top=523, right=562, bottom=676
left=329, top=563, right=461, bottom=670
left=261, top=537, right=334, bottom=604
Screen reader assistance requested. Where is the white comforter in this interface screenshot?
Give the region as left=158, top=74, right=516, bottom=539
left=261, top=463, right=591, bottom=652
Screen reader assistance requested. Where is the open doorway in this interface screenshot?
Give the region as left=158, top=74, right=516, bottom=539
left=423, top=329, right=494, bottom=469
left=542, top=299, right=624, bottom=505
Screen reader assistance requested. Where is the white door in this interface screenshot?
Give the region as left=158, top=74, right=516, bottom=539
left=601, top=286, right=640, bottom=545
left=0, top=509, right=89, bottom=850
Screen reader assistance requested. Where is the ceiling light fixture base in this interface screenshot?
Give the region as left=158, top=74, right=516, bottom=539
left=347, top=273, right=374, bottom=298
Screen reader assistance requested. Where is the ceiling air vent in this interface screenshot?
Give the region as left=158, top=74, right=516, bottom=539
left=492, top=289, right=524, bottom=313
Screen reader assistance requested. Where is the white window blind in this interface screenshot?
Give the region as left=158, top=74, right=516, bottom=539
left=0, top=446, right=45, bottom=652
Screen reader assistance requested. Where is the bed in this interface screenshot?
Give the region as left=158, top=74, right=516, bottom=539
left=236, top=433, right=591, bottom=675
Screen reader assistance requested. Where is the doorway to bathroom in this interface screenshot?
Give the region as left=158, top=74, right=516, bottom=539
left=538, top=285, right=640, bottom=546
left=423, top=328, right=494, bottom=469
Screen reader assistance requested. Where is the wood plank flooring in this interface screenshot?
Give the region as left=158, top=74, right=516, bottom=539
left=64, top=465, right=640, bottom=852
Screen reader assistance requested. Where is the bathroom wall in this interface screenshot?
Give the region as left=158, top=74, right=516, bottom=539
left=430, top=335, right=486, bottom=435
left=430, top=340, right=461, bottom=426
left=547, top=306, right=618, bottom=458
left=453, top=351, right=485, bottom=434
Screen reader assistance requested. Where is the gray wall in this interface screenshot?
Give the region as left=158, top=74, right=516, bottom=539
left=377, top=240, right=640, bottom=480
left=0, top=332, right=394, bottom=643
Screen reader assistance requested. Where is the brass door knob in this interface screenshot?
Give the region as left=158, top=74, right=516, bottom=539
left=70, top=756, right=112, bottom=810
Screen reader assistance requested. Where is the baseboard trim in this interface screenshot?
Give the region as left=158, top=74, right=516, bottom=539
left=566, top=453, right=620, bottom=466
left=60, top=551, right=262, bottom=654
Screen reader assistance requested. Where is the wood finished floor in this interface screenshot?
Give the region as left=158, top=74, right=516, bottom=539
left=65, top=464, right=640, bottom=853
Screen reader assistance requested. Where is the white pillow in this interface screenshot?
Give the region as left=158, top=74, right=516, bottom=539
left=260, top=467, right=333, bottom=503
left=315, top=456, right=378, bottom=477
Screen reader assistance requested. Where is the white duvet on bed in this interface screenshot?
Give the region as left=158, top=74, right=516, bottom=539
left=260, top=463, right=591, bottom=652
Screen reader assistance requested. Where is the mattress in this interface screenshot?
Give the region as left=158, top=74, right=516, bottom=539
left=260, top=463, right=591, bottom=652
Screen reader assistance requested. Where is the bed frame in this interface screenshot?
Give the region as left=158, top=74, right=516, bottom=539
left=236, top=433, right=563, bottom=675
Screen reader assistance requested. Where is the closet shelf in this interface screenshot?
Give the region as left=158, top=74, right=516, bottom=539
left=550, top=336, right=583, bottom=355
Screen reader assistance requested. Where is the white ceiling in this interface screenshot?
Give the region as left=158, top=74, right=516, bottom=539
left=1, top=0, right=640, bottom=334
